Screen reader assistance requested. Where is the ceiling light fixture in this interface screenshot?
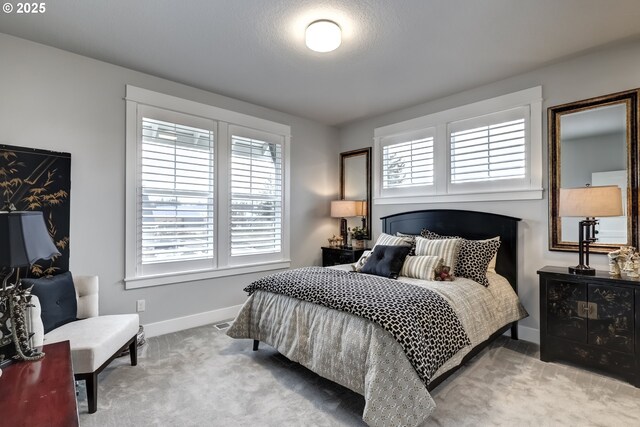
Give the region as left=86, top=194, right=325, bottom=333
left=305, top=20, right=341, bottom=53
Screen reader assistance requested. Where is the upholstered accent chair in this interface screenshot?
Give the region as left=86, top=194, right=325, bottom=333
left=27, top=275, right=139, bottom=413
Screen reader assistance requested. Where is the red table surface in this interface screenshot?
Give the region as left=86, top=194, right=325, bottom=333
left=0, top=340, right=79, bottom=427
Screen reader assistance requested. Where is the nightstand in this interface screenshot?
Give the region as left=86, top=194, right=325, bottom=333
left=321, top=246, right=367, bottom=267
left=537, top=266, right=640, bottom=387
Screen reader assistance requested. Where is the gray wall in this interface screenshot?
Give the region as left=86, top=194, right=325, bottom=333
left=338, top=38, right=640, bottom=338
left=0, top=33, right=339, bottom=325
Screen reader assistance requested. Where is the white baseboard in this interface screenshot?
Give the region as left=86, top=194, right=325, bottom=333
left=505, top=324, right=539, bottom=344
left=143, top=304, right=243, bottom=338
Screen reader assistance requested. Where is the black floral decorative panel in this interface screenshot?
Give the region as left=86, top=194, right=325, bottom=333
left=0, top=144, right=71, bottom=276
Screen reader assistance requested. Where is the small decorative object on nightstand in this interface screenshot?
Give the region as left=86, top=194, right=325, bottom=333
left=350, top=226, right=368, bottom=249
left=537, top=266, right=640, bottom=387
left=321, top=246, right=367, bottom=267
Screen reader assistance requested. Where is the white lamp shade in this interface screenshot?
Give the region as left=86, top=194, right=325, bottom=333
left=559, top=185, right=623, bottom=217
left=355, top=200, right=367, bottom=216
left=331, top=200, right=357, bottom=218
left=305, top=20, right=341, bottom=52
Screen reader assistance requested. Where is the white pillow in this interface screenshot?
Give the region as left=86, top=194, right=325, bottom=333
left=400, top=255, right=443, bottom=280
left=352, top=250, right=373, bottom=272
left=415, top=237, right=462, bottom=272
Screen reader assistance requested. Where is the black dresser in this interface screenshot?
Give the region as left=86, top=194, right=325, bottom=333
left=537, top=266, right=640, bottom=386
left=321, top=246, right=367, bottom=267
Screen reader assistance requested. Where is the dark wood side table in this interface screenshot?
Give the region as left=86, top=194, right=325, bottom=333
left=321, top=246, right=367, bottom=267
left=0, top=340, right=79, bottom=427
left=537, top=266, right=640, bottom=387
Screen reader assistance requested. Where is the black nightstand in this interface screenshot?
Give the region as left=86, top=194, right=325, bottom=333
left=321, top=246, right=367, bottom=267
left=537, top=266, right=640, bottom=387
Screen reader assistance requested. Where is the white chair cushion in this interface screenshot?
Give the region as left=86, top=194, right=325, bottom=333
left=44, top=314, right=139, bottom=373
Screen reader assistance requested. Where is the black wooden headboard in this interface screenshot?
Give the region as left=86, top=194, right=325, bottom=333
left=381, top=209, right=521, bottom=292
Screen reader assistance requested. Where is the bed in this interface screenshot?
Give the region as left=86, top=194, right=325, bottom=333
left=227, top=209, right=528, bottom=426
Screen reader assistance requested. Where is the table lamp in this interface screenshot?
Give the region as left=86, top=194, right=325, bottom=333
left=559, top=185, right=623, bottom=275
left=331, top=200, right=357, bottom=247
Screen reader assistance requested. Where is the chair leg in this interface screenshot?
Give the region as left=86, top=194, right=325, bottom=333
left=85, top=372, right=98, bottom=414
left=253, top=340, right=259, bottom=351
left=129, top=337, right=138, bottom=366
left=510, top=322, right=519, bottom=340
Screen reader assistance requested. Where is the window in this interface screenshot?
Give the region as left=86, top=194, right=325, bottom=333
left=374, top=87, right=542, bottom=204
left=379, top=129, right=435, bottom=198
left=382, top=136, right=434, bottom=189
left=448, top=106, right=530, bottom=193
left=450, top=118, right=525, bottom=184
left=140, top=114, right=215, bottom=276
left=229, top=129, right=283, bottom=259
left=125, top=86, right=290, bottom=289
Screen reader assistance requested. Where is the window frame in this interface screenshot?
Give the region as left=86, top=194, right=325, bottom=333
left=125, top=86, right=290, bottom=289
left=373, top=86, right=543, bottom=205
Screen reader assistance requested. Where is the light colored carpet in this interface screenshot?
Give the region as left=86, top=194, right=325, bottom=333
left=78, top=324, right=640, bottom=426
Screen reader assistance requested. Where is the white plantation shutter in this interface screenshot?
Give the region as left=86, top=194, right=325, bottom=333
left=125, top=86, right=291, bottom=288
left=139, top=116, right=215, bottom=272
left=230, top=133, right=283, bottom=257
left=449, top=107, right=528, bottom=185
left=380, top=129, right=435, bottom=196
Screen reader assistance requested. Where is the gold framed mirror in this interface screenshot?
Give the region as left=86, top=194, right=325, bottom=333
left=549, top=89, right=639, bottom=253
left=340, top=148, right=372, bottom=240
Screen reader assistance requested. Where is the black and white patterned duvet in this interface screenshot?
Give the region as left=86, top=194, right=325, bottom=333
left=244, top=267, right=471, bottom=385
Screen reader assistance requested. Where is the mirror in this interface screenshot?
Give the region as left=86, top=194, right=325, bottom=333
left=549, top=89, right=639, bottom=253
left=340, top=148, right=372, bottom=240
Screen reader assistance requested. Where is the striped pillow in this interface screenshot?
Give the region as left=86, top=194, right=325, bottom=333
left=415, top=237, right=462, bottom=272
left=372, top=233, right=413, bottom=249
left=400, top=255, right=443, bottom=280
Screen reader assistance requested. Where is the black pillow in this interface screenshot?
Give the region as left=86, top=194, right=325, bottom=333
left=360, top=245, right=411, bottom=279
left=22, top=272, right=77, bottom=334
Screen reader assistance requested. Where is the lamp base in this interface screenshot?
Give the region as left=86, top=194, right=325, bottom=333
left=568, top=265, right=596, bottom=275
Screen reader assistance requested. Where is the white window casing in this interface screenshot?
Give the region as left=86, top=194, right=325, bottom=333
left=125, top=86, right=291, bottom=289
left=374, top=86, right=543, bottom=204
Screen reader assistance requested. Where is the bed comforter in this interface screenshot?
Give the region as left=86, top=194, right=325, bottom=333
left=227, top=267, right=527, bottom=426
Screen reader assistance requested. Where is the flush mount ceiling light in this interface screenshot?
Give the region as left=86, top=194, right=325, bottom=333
left=305, top=20, right=341, bottom=53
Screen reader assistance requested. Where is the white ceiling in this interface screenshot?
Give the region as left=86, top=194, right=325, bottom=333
left=2, top=0, right=640, bottom=126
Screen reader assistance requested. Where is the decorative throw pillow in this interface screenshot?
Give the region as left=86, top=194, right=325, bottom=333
left=360, top=245, right=411, bottom=279
left=372, top=232, right=413, bottom=249
left=352, top=250, right=373, bottom=272
left=400, top=255, right=443, bottom=280
left=420, top=229, right=501, bottom=287
left=414, top=237, right=462, bottom=273
left=396, top=232, right=417, bottom=256
left=22, top=271, right=77, bottom=334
